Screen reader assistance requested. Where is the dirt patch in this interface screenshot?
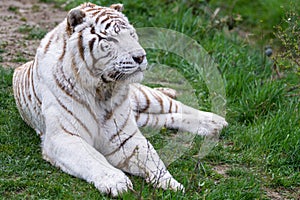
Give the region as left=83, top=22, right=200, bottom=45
left=212, top=164, right=230, bottom=177
left=265, top=188, right=284, bottom=200
left=0, top=0, right=67, bottom=69
left=264, top=187, right=300, bottom=200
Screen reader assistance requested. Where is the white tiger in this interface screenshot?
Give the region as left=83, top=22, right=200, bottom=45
left=13, top=2, right=227, bottom=197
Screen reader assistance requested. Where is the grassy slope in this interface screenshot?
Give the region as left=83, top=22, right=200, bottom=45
left=1, top=0, right=299, bottom=199
left=209, top=0, right=300, bottom=43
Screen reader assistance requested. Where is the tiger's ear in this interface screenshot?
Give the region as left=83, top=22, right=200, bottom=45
left=67, top=8, right=86, bottom=31
left=110, top=4, right=124, bottom=12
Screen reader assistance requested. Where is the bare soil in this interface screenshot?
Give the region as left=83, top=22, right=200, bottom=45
left=212, top=164, right=229, bottom=177
left=0, top=0, right=66, bottom=69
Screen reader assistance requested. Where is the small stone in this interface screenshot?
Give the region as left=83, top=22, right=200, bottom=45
left=265, top=46, right=273, bottom=57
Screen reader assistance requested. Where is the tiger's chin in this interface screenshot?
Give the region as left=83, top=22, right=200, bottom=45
left=125, top=70, right=144, bottom=83
left=102, top=70, right=144, bottom=84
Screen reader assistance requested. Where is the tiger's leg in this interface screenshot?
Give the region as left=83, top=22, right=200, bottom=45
left=153, top=87, right=177, bottom=99
left=102, top=119, right=184, bottom=191
left=42, top=106, right=132, bottom=197
left=130, top=83, right=227, bottom=135
left=138, top=112, right=226, bottom=136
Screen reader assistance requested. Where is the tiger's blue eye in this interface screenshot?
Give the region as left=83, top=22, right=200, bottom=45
left=100, top=41, right=111, bottom=51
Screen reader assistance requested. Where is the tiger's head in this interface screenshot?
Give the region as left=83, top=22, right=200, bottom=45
left=66, top=3, right=147, bottom=86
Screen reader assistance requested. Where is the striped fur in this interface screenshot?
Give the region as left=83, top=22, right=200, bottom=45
left=13, top=2, right=227, bottom=197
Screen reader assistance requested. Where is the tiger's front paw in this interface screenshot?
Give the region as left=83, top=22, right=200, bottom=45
left=93, top=172, right=133, bottom=197
left=157, top=177, right=185, bottom=192
left=147, top=172, right=185, bottom=192
left=196, top=111, right=228, bottom=136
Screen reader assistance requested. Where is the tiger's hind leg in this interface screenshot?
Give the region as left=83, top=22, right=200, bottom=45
left=130, top=83, right=227, bottom=136
left=153, top=87, right=177, bottom=99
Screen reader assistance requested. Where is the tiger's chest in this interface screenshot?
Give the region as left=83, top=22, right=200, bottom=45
left=94, top=97, right=138, bottom=153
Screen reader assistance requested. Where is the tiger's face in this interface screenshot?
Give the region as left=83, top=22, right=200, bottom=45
left=99, top=28, right=147, bottom=83
left=67, top=3, right=147, bottom=85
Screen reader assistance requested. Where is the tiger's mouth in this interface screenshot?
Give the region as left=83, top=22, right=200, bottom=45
left=101, top=66, right=145, bottom=83
left=100, top=54, right=147, bottom=83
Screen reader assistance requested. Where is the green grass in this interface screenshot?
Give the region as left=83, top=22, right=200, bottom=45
left=1, top=0, right=299, bottom=199
left=0, top=42, right=7, bottom=63
left=18, top=25, right=47, bottom=40
left=209, top=0, right=300, bottom=43
left=12, top=52, right=28, bottom=63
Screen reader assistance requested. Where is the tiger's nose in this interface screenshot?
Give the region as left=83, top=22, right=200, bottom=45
left=132, top=55, right=145, bottom=65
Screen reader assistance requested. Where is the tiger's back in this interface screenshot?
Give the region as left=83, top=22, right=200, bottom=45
left=13, top=14, right=75, bottom=133
left=13, top=60, right=44, bottom=134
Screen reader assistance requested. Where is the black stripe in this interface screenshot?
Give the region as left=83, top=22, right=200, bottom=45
left=138, top=87, right=150, bottom=113
left=21, top=67, right=29, bottom=107
left=119, top=130, right=137, bottom=148
left=171, top=116, right=175, bottom=124
left=25, top=66, right=32, bottom=102
left=44, top=32, right=55, bottom=54
left=96, top=52, right=113, bottom=65
left=106, top=130, right=138, bottom=157
left=61, top=124, right=80, bottom=137
left=76, top=31, right=95, bottom=77
left=101, top=16, right=110, bottom=24
left=116, top=148, right=137, bottom=169
left=104, top=110, right=113, bottom=121
left=59, top=37, right=67, bottom=61
left=53, top=71, right=98, bottom=125
left=71, top=57, right=79, bottom=79
left=78, top=31, right=84, bottom=60
left=169, top=98, right=173, bottom=113
left=105, top=22, right=112, bottom=30
left=132, top=85, right=152, bottom=113
left=140, top=113, right=150, bottom=127
left=109, top=114, right=131, bottom=141
left=56, top=97, right=93, bottom=138
left=54, top=70, right=74, bottom=95
left=90, top=27, right=95, bottom=34
left=97, top=33, right=105, bottom=41
left=154, top=115, right=159, bottom=127
left=31, top=67, right=42, bottom=105
left=151, top=90, right=164, bottom=113
left=95, top=11, right=107, bottom=24
left=88, top=37, right=97, bottom=65
left=92, top=10, right=101, bottom=16
left=85, top=8, right=97, bottom=12
left=16, top=67, right=32, bottom=126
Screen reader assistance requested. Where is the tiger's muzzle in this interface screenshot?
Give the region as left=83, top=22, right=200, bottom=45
left=102, top=52, right=147, bottom=83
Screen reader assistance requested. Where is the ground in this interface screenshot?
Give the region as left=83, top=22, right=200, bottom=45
left=0, top=0, right=66, bottom=69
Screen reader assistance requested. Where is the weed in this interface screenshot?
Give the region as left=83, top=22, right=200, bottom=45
left=31, top=5, right=41, bottom=12
left=0, top=42, right=7, bottom=63
left=273, top=3, right=300, bottom=76
left=18, top=25, right=32, bottom=34
left=209, top=0, right=300, bottom=42
left=12, top=52, right=28, bottom=63
left=18, top=25, right=47, bottom=40
left=8, top=6, right=19, bottom=13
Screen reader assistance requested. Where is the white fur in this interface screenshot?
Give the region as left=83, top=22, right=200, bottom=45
left=13, top=3, right=227, bottom=197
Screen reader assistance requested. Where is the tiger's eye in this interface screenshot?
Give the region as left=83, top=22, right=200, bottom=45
left=101, top=42, right=111, bottom=51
